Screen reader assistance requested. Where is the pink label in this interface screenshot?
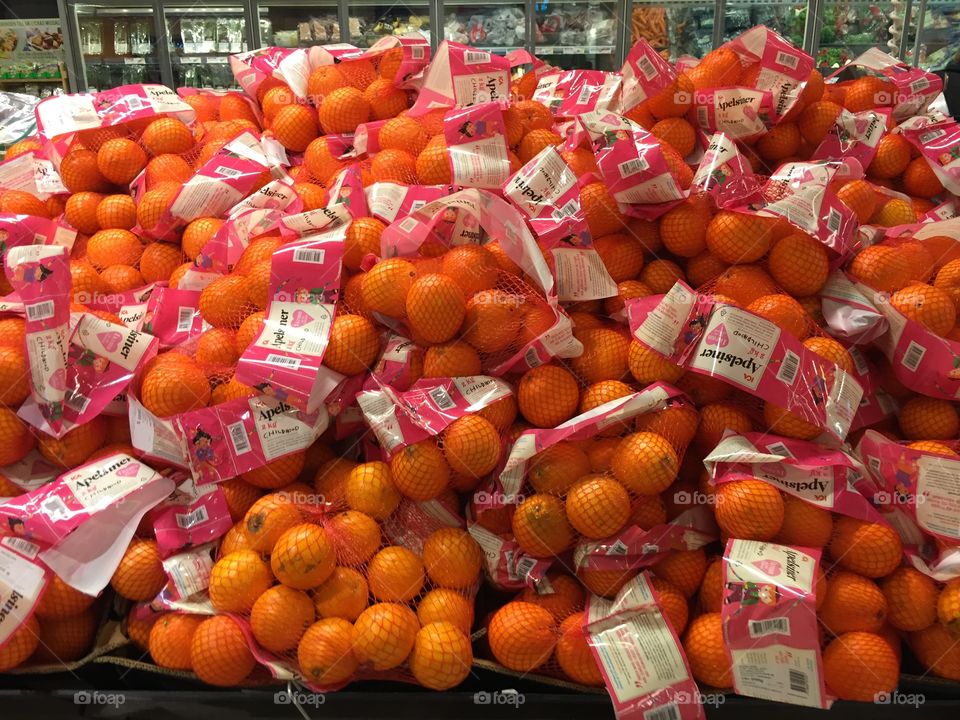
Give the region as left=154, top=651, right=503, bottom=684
left=152, top=482, right=232, bottom=557
left=829, top=49, right=942, bottom=120
left=235, top=230, right=344, bottom=413
left=229, top=46, right=311, bottom=100
left=365, top=183, right=451, bottom=224
left=813, top=108, right=890, bottom=168
left=691, top=133, right=762, bottom=208
left=585, top=573, right=705, bottom=720
left=468, top=522, right=552, bottom=590
left=502, top=146, right=589, bottom=245
left=532, top=70, right=622, bottom=117
left=409, top=41, right=511, bottom=115
left=722, top=539, right=829, bottom=708
left=143, top=286, right=204, bottom=348
left=898, top=114, right=960, bottom=196
left=443, top=103, right=511, bottom=189
left=371, top=334, right=422, bottom=391
left=578, top=112, right=683, bottom=215
left=0, top=539, right=47, bottom=651
left=691, top=88, right=773, bottom=142
left=619, top=39, right=675, bottom=112
left=628, top=283, right=864, bottom=440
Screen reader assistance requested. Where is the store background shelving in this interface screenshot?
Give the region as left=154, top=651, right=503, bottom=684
left=54, top=0, right=942, bottom=92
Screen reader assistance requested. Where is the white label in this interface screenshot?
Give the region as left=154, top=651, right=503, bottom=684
left=163, top=545, right=215, bottom=600
left=690, top=306, right=781, bottom=391
left=551, top=248, right=618, bottom=302
left=915, top=454, right=960, bottom=539
left=452, top=71, right=508, bottom=106
left=254, top=302, right=333, bottom=357
left=725, top=540, right=816, bottom=594
left=175, top=505, right=209, bottom=529
left=250, top=396, right=322, bottom=462
left=633, top=282, right=695, bottom=356
left=451, top=375, right=511, bottom=411
left=227, top=421, right=252, bottom=456
left=0, top=545, right=44, bottom=645
left=63, top=454, right=155, bottom=510
left=730, top=646, right=821, bottom=707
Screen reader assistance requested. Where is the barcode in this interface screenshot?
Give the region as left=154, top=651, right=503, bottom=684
left=636, top=55, right=656, bottom=80
left=766, top=441, right=793, bottom=458
left=697, top=106, right=709, bottom=128
left=428, top=386, right=455, bottom=410
left=789, top=668, right=809, bottom=695
left=41, top=495, right=69, bottom=519
left=293, top=247, right=325, bottom=264
left=920, top=129, right=946, bottom=144
left=776, top=51, right=799, bottom=69
left=606, top=540, right=629, bottom=556
left=228, top=421, right=252, bottom=455
left=618, top=157, right=648, bottom=178
left=524, top=346, right=542, bottom=368
left=869, top=456, right=882, bottom=474
left=265, top=353, right=301, bottom=369
left=514, top=556, right=536, bottom=579
left=2, top=536, right=39, bottom=557
left=26, top=300, right=54, bottom=322
left=177, top=307, right=194, bottom=332
left=557, top=199, right=579, bottom=217
left=644, top=703, right=681, bottom=720
left=412, top=46, right=425, bottom=60
left=748, top=617, right=790, bottom=637
left=848, top=347, right=869, bottom=375
left=902, top=341, right=926, bottom=371
left=64, top=387, right=90, bottom=413
left=826, top=208, right=842, bottom=233
left=215, top=165, right=244, bottom=178
left=777, top=350, right=800, bottom=385
left=911, top=77, right=930, bottom=93
left=126, top=96, right=146, bottom=110
left=576, top=84, right=597, bottom=106
left=175, top=505, right=210, bottom=529
left=465, top=50, right=490, bottom=64
left=409, top=200, right=426, bottom=212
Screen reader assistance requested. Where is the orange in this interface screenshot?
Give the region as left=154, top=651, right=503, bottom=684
left=244, top=493, right=302, bottom=552
left=938, top=578, right=960, bottom=631
left=324, top=314, right=380, bottom=376
left=240, top=452, right=305, bottom=490
left=352, top=602, right=419, bottom=670
left=488, top=601, right=556, bottom=672
left=33, top=607, right=99, bottom=663
left=714, top=478, right=784, bottom=540
left=270, top=523, right=335, bottom=590
left=60, top=149, right=110, bottom=193
left=836, top=180, right=880, bottom=223
left=843, top=76, right=894, bottom=112
left=462, top=290, right=522, bottom=353
left=829, top=516, right=903, bottom=578
left=144, top=153, right=193, bottom=188
left=344, top=461, right=400, bottom=520
left=0, top=346, right=28, bottom=406
left=415, top=135, right=451, bottom=185
left=99, top=264, right=142, bottom=292
left=0, top=615, right=38, bottom=671
left=640, top=258, right=685, bottom=294
left=908, top=440, right=957, bottom=455
left=763, top=402, right=821, bottom=440
left=868, top=134, right=911, bottom=178
left=440, top=245, right=499, bottom=298
left=650, top=577, right=690, bottom=634
left=699, top=559, right=723, bottom=612
left=366, top=545, right=424, bottom=602
left=390, top=440, right=450, bottom=501
left=307, top=65, right=347, bottom=99
left=297, top=617, right=359, bottom=685
left=604, top=279, right=654, bottom=315
left=36, top=575, right=96, bottom=618
left=683, top=613, right=732, bottom=688
left=578, top=567, right=637, bottom=597
left=361, top=258, right=417, bottom=317
left=409, top=621, right=472, bottom=691
left=64, top=191, right=103, bottom=234
left=221, top=479, right=263, bottom=522
left=517, top=364, right=579, bottom=428
left=593, top=233, right=644, bottom=282
left=269, top=104, right=318, bottom=152
left=208, top=549, right=273, bottom=613
left=891, top=282, right=956, bottom=337
left=191, top=616, right=256, bottom=687
left=798, top=101, right=842, bottom=145
left=260, top=84, right=294, bottom=121
left=97, top=138, right=147, bottom=185
left=747, top=294, right=811, bottom=339
left=775, top=496, right=833, bottom=547
left=140, top=117, right=194, bottom=156
left=476, top=395, right=517, bottom=432
left=712, top=264, right=778, bottom=306
left=136, top=183, right=179, bottom=235
left=312, top=566, right=368, bottom=622
left=560, top=147, right=600, bottom=177
left=581, top=181, right=625, bottom=237
left=850, top=244, right=917, bottom=293
left=442, top=415, right=500, bottom=480
left=199, top=274, right=255, bottom=329
left=768, top=232, right=830, bottom=296
left=517, top=572, right=585, bottom=622
left=0, top=318, right=25, bottom=348
left=235, top=235, right=283, bottom=274
left=903, top=157, right=944, bottom=198
left=803, top=336, right=855, bottom=373
left=4, top=136, right=41, bottom=160
left=405, top=274, right=467, bottom=344
left=37, top=415, right=106, bottom=468
left=94, top=194, right=137, bottom=231
left=313, top=457, right=356, bottom=508
left=635, top=403, right=699, bottom=451
left=627, top=341, right=685, bottom=385
left=660, top=196, right=711, bottom=258
left=418, top=588, right=473, bottom=635
left=338, top=58, right=376, bottom=90
left=653, top=548, right=707, bottom=597
left=629, top=492, right=668, bottom=529
left=899, top=396, right=959, bottom=439
left=379, top=116, right=430, bottom=156
left=111, top=538, right=166, bottom=601
left=880, top=567, right=938, bottom=632
left=871, top=198, right=917, bottom=227
left=318, top=87, right=370, bottom=134
left=580, top=380, right=635, bottom=423
left=819, top=570, right=887, bottom=634
left=651, top=117, right=696, bottom=157
left=565, top=475, right=630, bottom=539
left=149, top=613, right=204, bottom=670
left=181, top=217, right=224, bottom=260
left=512, top=493, right=574, bottom=557
left=86, top=228, right=143, bottom=269
left=362, top=78, right=409, bottom=120
left=528, top=442, right=591, bottom=495
left=342, top=216, right=385, bottom=270
left=611, top=431, right=679, bottom=494
left=422, top=527, right=481, bottom=590
left=518, top=128, right=562, bottom=164
left=911, top=623, right=960, bottom=680
left=823, top=631, right=898, bottom=701
left=553, top=612, right=601, bottom=686
left=195, top=327, right=239, bottom=371
left=705, top=211, right=775, bottom=264
left=325, top=509, right=381, bottom=566
left=371, top=148, right=419, bottom=184
left=140, top=357, right=211, bottom=417
left=756, top=122, right=801, bottom=161
left=137, top=242, right=182, bottom=284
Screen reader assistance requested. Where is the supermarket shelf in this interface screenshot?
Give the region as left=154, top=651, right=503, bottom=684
left=347, top=0, right=430, bottom=6
left=537, top=44, right=616, bottom=54
left=445, top=0, right=525, bottom=4
left=0, top=77, right=65, bottom=83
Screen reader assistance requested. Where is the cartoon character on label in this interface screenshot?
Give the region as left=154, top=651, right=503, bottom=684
left=76, top=348, right=109, bottom=374
left=336, top=183, right=353, bottom=208
left=294, top=287, right=329, bottom=306
left=255, top=379, right=289, bottom=403
left=7, top=517, right=31, bottom=540
left=457, top=119, right=495, bottom=141
left=191, top=427, right=219, bottom=477
left=725, top=581, right=780, bottom=606
left=680, top=313, right=708, bottom=350
left=11, top=262, right=53, bottom=288
left=709, top=162, right=734, bottom=188
left=39, top=399, right=64, bottom=424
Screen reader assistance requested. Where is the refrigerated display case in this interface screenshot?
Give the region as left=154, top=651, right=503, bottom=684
left=61, top=0, right=164, bottom=91
left=914, top=0, right=960, bottom=69
left=534, top=0, right=620, bottom=69
left=629, top=1, right=715, bottom=60
left=256, top=0, right=341, bottom=48
left=722, top=0, right=807, bottom=48
left=347, top=2, right=431, bottom=48
left=812, top=0, right=903, bottom=68
left=442, top=1, right=526, bottom=53
left=162, top=4, right=248, bottom=88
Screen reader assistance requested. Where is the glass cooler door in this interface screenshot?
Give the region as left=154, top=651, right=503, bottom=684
left=68, top=2, right=163, bottom=91
left=347, top=0, right=431, bottom=49
left=629, top=0, right=716, bottom=61
left=721, top=0, right=808, bottom=49
left=441, top=0, right=527, bottom=54
left=534, top=0, right=620, bottom=71
left=162, top=4, right=248, bottom=88
left=814, top=0, right=901, bottom=69
left=256, top=0, right=342, bottom=49
left=914, top=0, right=960, bottom=69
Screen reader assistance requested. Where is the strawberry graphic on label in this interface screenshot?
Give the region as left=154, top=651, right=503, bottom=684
left=97, top=331, right=123, bottom=353
left=291, top=309, right=313, bottom=328
left=705, top=323, right=730, bottom=348
left=116, top=462, right=141, bottom=478
left=742, top=103, right=758, bottom=122
left=48, top=367, right=66, bottom=391
left=751, top=558, right=782, bottom=576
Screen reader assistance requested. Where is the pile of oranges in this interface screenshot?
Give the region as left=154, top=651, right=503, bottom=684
left=1, top=26, right=960, bottom=708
